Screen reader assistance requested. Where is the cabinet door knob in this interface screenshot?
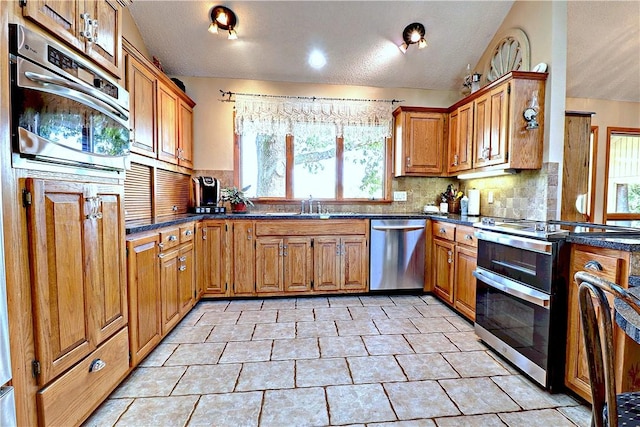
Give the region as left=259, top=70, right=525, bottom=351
left=169, top=235, right=178, bottom=241
left=584, top=260, right=603, bottom=271
left=178, top=265, right=187, bottom=272
left=439, top=228, right=447, bottom=234
left=465, top=234, right=473, bottom=241
left=89, top=358, right=106, bottom=373
left=179, top=256, right=187, bottom=262
left=185, top=230, right=193, bottom=236
left=447, top=250, right=453, bottom=263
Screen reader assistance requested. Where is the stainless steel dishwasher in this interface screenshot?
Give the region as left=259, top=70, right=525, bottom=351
left=369, top=219, right=426, bottom=291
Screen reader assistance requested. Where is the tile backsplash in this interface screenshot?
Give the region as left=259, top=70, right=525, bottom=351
left=194, top=162, right=559, bottom=220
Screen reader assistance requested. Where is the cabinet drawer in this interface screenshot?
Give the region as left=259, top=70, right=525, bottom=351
left=160, top=227, right=180, bottom=250
left=180, top=224, right=195, bottom=243
left=432, top=222, right=456, bottom=241
left=572, top=249, right=622, bottom=284
left=455, top=225, right=477, bottom=247
left=37, top=328, right=130, bottom=427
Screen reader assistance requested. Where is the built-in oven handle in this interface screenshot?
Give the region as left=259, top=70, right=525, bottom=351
left=473, top=269, right=551, bottom=309
left=23, top=70, right=129, bottom=122
left=474, top=229, right=553, bottom=254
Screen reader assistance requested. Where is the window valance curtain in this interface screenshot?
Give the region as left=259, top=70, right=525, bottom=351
left=234, top=94, right=395, bottom=138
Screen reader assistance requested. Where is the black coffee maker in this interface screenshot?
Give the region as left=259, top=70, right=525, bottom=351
left=193, top=176, right=224, bottom=213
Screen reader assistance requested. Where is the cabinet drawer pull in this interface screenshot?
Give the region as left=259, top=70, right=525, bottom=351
left=584, top=260, right=603, bottom=271
left=158, top=252, right=165, bottom=259
left=179, top=256, right=187, bottom=262
left=169, top=235, right=178, bottom=242
left=439, top=228, right=447, bottom=234
left=185, top=230, right=193, bottom=236
left=464, top=234, right=473, bottom=241
left=89, top=358, right=106, bottom=373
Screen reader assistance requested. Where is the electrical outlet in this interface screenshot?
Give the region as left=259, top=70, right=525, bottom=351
left=393, top=191, right=407, bottom=201
left=488, top=191, right=494, bottom=204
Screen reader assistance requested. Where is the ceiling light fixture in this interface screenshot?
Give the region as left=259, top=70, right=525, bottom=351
left=209, top=5, right=238, bottom=40
left=398, top=22, right=427, bottom=54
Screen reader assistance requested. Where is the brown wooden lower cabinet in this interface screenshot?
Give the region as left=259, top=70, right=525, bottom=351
left=127, top=222, right=195, bottom=367
left=196, top=221, right=229, bottom=297
left=430, top=222, right=477, bottom=321
left=565, top=244, right=640, bottom=401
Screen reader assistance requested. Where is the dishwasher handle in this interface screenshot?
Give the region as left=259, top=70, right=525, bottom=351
left=371, top=225, right=425, bottom=232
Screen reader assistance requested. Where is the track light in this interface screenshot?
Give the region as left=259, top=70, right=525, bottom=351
left=209, top=5, right=238, bottom=40
left=398, top=22, right=427, bottom=54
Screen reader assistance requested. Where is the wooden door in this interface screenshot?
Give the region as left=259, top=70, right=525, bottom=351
left=454, top=244, right=477, bottom=321
left=485, top=84, right=509, bottom=166
left=232, top=221, right=255, bottom=295
left=313, top=237, right=341, bottom=291
left=562, top=113, right=593, bottom=222
left=86, top=0, right=122, bottom=78
left=447, top=109, right=459, bottom=174
left=22, top=0, right=83, bottom=52
left=26, top=179, right=92, bottom=385
left=127, top=53, right=156, bottom=157
left=178, top=100, right=194, bottom=168
left=474, top=93, right=490, bottom=166
left=256, top=237, right=284, bottom=293
left=433, top=238, right=455, bottom=304
left=178, top=243, right=195, bottom=314
left=404, top=112, right=445, bottom=175
left=284, top=237, right=312, bottom=292
left=157, top=81, right=178, bottom=164
left=160, top=247, right=180, bottom=334
left=127, top=234, right=161, bottom=366
left=197, top=222, right=227, bottom=297
left=341, top=236, right=368, bottom=291
left=88, top=185, right=127, bottom=344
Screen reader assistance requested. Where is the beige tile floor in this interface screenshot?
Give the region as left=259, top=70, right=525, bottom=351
left=84, top=294, right=592, bottom=427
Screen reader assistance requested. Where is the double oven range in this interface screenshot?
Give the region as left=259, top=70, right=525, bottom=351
left=473, top=218, right=569, bottom=391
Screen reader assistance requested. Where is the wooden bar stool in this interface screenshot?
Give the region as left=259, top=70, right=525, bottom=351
left=575, top=271, right=640, bottom=427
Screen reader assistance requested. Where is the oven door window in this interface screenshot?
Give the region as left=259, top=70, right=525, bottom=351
left=477, top=240, right=553, bottom=293
left=476, top=277, right=550, bottom=370
left=15, top=87, right=129, bottom=157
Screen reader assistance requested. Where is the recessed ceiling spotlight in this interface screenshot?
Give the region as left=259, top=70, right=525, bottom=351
left=308, top=50, right=327, bottom=69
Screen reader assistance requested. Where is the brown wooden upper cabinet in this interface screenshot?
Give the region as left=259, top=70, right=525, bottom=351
left=124, top=42, right=195, bottom=168
left=446, top=71, right=547, bottom=175
left=22, top=0, right=124, bottom=78
left=393, top=107, right=446, bottom=177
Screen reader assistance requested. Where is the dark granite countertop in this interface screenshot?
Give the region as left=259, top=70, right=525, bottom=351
left=125, top=212, right=480, bottom=234
left=566, top=235, right=640, bottom=252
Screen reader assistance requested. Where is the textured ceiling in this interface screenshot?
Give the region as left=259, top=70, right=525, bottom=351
left=129, top=1, right=640, bottom=103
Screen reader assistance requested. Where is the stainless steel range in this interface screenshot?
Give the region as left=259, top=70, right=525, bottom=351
left=473, top=217, right=569, bottom=391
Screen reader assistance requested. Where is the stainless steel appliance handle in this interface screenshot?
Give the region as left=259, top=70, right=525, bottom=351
left=473, top=268, right=550, bottom=308
left=371, top=225, right=425, bottom=231
left=474, top=229, right=553, bottom=254
left=24, top=70, right=129, bottom=121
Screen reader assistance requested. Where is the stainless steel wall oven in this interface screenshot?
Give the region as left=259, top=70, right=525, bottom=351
left=473, top=220, right=569, bottom=391
left=9, top=24, right=130, bottom=172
